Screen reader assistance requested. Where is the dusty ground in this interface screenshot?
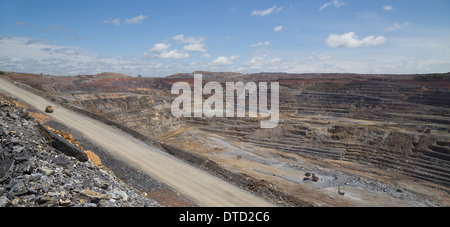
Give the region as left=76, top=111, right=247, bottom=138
left=0, top=77, right=275, bottom=207
left=146, top=189, right=193, bottom=207
left=160, top=126, right=449, bottom=207
left=2, top=72, right=449, bottom=207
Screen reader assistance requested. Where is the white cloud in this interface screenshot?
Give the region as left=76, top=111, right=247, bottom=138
left=41, top=47, right=79, bottom=55
left=104, top=14, right=147, bottom=26
left=183, top=43, right=207, bottom=52
left=14, top=21, right=25, bottom=26
left=212, top=55, right=239, bottom=65
left=111, top=19, right=121, bottom=26
left=144, top=43, right=189, bottom=59
left=104, top=18, right=121, bottom=26
left=173, top=34, right=186, bottom=42
left=125, top=14, right=148, bottom=24
left=243, top=54, right=282, bottom=71
left=172, top=34, right=208, bottom=53
left=3, top=33, right=449, bottom=78
left=308, top=52, right=332, bottom=61
left=319, top=0, right=347, bottom=11
left=0, top=36, right=167, bottom=76
left=386, top=22, right=410, bottom=31
left=212, top=56, right=231, bottom=65
left=251, top=5, right=283, bottom=16
left=157, top=49, right=189, bottom=59
left=149, top=43, right=172, bottom=53
left=383, top=5, right=395, bottom=11
left=251, top=41, right=271, bottom=47
left=145, top=34, right=208, bottom=59
left=230, top=55, right=239, bottom=60
left=326, top=32, right=386, bottom=48
left=274, top=25, right=284, bottom=32
left=173, top=34, right=206, bottom=44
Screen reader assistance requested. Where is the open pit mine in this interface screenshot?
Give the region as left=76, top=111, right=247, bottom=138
left=1, top=71, right=449, bottom=207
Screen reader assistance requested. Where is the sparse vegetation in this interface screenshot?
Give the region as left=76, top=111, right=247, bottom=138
left=0, top=71, right=5, bottom=75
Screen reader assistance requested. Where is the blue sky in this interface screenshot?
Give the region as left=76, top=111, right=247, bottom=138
left=1, top=0, right=449, bottom=76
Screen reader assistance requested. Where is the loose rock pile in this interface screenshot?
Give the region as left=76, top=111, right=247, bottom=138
left=0, top=95, right=159, bottom=207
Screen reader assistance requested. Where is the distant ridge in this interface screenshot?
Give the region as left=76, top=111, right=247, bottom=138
left=167, top=71, right=242, bottom=80
left=76, top=72, right=130, bottom=78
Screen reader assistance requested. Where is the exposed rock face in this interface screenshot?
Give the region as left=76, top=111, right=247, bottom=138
left=36, top=124, right=89, bottom=162
left=0, top=94, right=159, bottom=207
left=191, top=74, right=450, bottom=187
left=3, top=72, right=450, bottom=206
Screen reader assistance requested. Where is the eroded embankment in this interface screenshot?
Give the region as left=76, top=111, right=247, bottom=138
left=0, top=93, right=159, bottom=207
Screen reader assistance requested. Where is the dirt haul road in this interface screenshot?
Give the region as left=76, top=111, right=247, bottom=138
left=0, top=77, right=274, bottom=207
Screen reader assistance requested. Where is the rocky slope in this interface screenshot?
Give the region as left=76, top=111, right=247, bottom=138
left=0, top=94, right=159, bottom=207
left=2, top=71, right=449, bottom=206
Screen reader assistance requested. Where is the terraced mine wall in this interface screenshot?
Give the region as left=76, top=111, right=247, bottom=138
left=3, top=73, right=450, bottom=190
left=59, top=105, right=315, bottom=206
left=191, top=76, right=450, bottom=187
left=1, top=76, right=312, bottom=206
